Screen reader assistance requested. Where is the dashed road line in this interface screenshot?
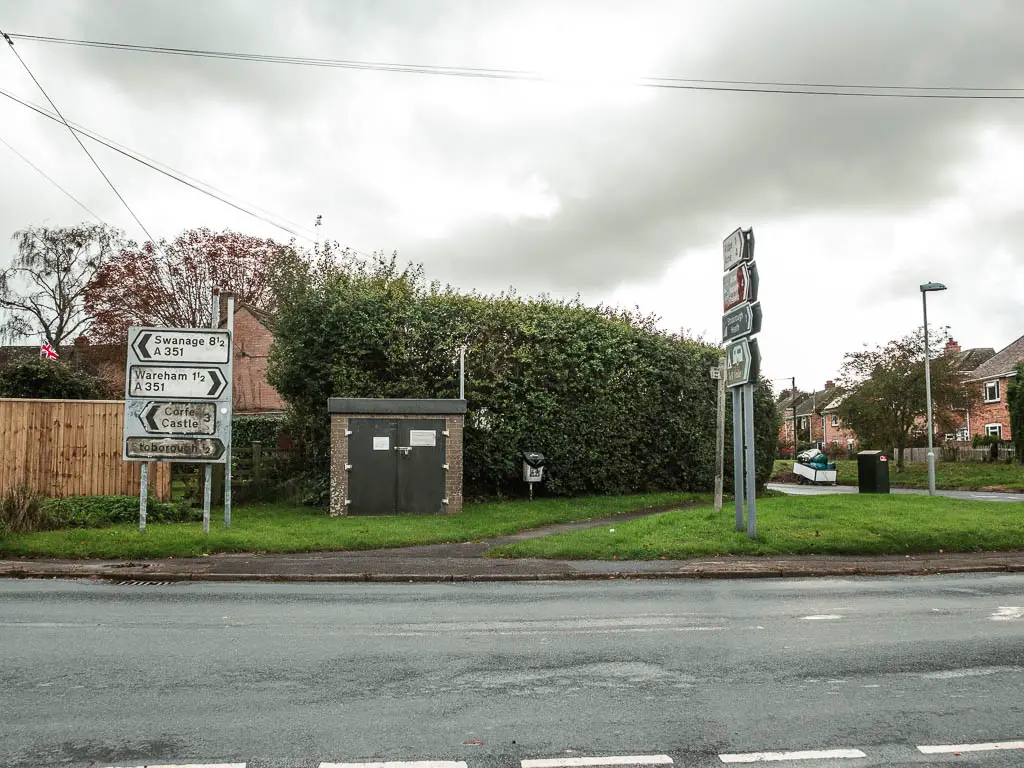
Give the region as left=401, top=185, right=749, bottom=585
left=321, top=762, right=468, bottom=768
left=917, top=740, right=1024, bottom=754
left=523, top=756, right=673, bottom=768
left=718, top=748, right=866, bottom=763
left=800, top=615, right=843, bottom=621
left=990, top=606, right=1024, bottom=621
left=101, top=763, right=245, bottom=768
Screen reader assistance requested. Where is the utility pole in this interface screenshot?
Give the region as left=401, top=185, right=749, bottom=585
left=791, top=376, right=798, bottom=456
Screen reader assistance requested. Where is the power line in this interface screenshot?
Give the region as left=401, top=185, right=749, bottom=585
left=0, top=132, right=105, bottom=223
left=0, top=86, right=316, bottom=242
left=1, top=29, right=158, bottom=242
left=7, top=32, right=1024, bottom=100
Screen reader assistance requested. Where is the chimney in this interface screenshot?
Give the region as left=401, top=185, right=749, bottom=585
left=944, top=338, right=961, bottom=356
left=825, top=380, right=834, bottom=389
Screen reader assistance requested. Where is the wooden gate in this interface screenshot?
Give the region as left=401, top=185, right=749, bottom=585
left=0, top=398, right=171, bottom=499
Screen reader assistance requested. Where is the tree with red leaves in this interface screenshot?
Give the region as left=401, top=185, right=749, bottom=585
left=85, top=228, right=296, bottom=342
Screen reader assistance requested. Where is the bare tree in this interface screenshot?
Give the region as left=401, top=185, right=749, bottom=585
left=0, top=223, right=121, bottom=350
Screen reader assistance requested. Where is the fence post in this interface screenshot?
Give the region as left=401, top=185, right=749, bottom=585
left=253, top=440, right=262, bottom=483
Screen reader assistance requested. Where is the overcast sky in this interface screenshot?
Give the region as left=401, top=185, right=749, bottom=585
left=1, top=0, right=1022, bottom=393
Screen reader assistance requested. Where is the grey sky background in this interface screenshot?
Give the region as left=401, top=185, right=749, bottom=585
left=0, top=0, right=1022, bottom=393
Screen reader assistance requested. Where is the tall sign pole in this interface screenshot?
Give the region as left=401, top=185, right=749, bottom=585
left=722, top=227, right=761, bottom=538
left=712, top=358, right=725, bottom=514
left=223, top=292, right=235, bottom=528
left=204, top=290, right=217, bottom=533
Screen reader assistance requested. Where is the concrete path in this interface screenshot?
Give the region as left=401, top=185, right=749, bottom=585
left=767, top=481, right=1024, bottom=502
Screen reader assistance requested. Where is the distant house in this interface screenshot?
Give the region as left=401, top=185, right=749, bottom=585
left=961, top=334, right=1024, bottom=442
left=776, top=381, right=853, bottom=452
left=220, top=303, right=286, bottom=414
left=942, top=338, right=996, bottom=441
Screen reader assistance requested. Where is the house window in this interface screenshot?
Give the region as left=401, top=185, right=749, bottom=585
left=831, top=414, right=839, bottom=427
left=799, top=416, right=807, bottom=429
left=985, top=423, right=1003, bottom=439
left=984, top=380, right=1000, bottom=403
left=846, top=438, right=855, bottom=449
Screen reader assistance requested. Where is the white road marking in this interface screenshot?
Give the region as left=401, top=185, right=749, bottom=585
left=322, top=763, right=467, bottom=768
left=718, top=749, right=866, bottom=763
left=102, top=764, right=246, bottom=768
left=384, top=627, right=726, bottom=637
left=917, top=741, right=1024, bottom=754
left=991, top=607, right=1024, bottom=621
left=800, top=615, right=843, bottom=621
left=523, top=756, right=673, bottom=768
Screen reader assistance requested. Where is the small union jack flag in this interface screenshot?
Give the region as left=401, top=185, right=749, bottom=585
left=39, top=342, right=59, bottom=360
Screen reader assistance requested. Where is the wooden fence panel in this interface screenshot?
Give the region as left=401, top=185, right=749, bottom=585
left=0, top=399, right=171, bottom=500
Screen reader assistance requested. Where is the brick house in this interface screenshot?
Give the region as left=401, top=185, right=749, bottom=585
left=220, top=303, right=286, bottom=414
left=960, top=334, right=1024, bottom=442
left=777, top=382, right=853, bottom=453
left=941, top=338, right=995, bottom=441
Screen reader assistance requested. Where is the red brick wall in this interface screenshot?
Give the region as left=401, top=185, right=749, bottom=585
left=822, top=413, right=858, bottom=450
left=231, top=307, right=286, bottom=413
left=969, top=377, right=1013, bottom=440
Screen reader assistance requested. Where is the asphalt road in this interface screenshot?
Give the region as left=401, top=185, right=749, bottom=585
left=766, top=482, right=1024, bottom=502
left=3, top=576, right=1024, bottom=768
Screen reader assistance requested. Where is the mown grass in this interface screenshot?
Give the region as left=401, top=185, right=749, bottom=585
left=0, top=491, right=708, bottom=559
left=771, top=459, right=1024, bottom=491
left=488, top=494, right=1024, bottom=560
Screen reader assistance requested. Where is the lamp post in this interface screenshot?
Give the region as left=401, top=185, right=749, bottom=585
left=920, top=281, right=947, bottom=496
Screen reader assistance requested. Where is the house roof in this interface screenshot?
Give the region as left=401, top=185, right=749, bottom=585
left=776, top=389, right=837, bottom=419
left=218, top=301, right=274, bottom=329
left=951, top=346, right=995, bottom=373
left=964, top=334, right=1024, bottom=382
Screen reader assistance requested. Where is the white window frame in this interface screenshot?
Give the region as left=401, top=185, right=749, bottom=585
left=984, top=380, right=1000, bottom=403
left=831, top=414, right=839, bottom=427
left=985, top=423, right=1003, bottom=438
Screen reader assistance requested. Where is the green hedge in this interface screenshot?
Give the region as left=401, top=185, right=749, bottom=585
left=267, top=252, right=779, bottom=499
left=43, top=495, right=200, bottom=528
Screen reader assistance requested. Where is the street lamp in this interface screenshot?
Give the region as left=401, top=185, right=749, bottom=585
left=920, top=281, right=947, bottom=496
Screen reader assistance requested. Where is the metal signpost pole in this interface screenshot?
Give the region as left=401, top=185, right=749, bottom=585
left=743, top=382, right=757, bottom=538
left=224, top=293, right=234, bottom=528
left=714, top=357, right=726, bottom=514
left=138, top=462, right=148, bottom=531
left=203, top=289, right=218, bottom=534
left=732, top=386, right=744, bottom=531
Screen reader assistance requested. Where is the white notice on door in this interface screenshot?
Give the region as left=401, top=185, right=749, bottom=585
left=409, top=429, right=437, bottom=447
left=373, top=436, right=390, bottom=451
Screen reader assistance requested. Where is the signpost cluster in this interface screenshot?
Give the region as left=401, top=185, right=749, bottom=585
left=123, top=295, right=234, bottom=533
left=721, top=227, right=761, bottom=538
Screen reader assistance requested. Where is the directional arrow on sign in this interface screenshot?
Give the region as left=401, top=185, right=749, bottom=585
left=129, top=327, right=231, bottom=364
left=139, top=401, right=216, bottom=435
left=129, top=366, right=229, bottom=400
left=125, top=436, right=226, bottom=461
left=722, top=301, right=763, bottom=343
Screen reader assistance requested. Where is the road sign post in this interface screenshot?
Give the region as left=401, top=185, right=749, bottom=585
left=721, top=227, right=760, bottom=538
left=714, top=357, right=726, bottom=514
left=123, top=313, right=233, bottom=533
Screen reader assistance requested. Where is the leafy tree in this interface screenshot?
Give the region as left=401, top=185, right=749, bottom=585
left=1008, top=363, right=1024, bottom=464
left=0, top=358, right=113, bottom=399
left=268, top=246, right=779, bottom=499
left=84, top=227, right=296, bottom=343
left=837, top=328, right=965, bottom=470
left=0, top=223, right=121, bottom=350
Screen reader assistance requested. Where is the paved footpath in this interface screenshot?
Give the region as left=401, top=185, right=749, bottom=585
left=767, top=482, right=1024, bottom=502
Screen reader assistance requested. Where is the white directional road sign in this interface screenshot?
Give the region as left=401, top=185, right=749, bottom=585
left=128, top=365, right=228, bottom=399
left=723, top=227, right=754, bottom=271
left=725, top=337, right=761, bottom=388
left=131, top=328, right=231, bottom=364
left=138, top=401, right=216, bottom=435
left=125, top=436, right=226, bottom=462
left=124, top=326, right=232, bottom=464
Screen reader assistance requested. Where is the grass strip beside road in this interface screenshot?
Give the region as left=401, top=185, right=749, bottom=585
left=488, top=494, right=1024, bottom=560
left=0, top=491, right=708, bottom=559
left=771, top=459, right=1024, bottom=491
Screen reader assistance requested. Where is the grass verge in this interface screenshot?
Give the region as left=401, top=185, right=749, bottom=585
left=0, top=491, right=707, bottom=560
left=487, top=494, right=1024, bottom=560
left=771, top=459, right=1023, bottom=491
